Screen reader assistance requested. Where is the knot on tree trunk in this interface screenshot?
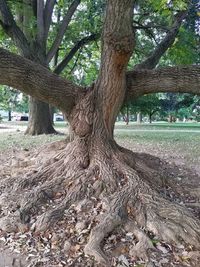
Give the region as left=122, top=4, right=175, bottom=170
left=69, top=91, right=95, bottom=137
left=104, top=34, right=135, bottom=55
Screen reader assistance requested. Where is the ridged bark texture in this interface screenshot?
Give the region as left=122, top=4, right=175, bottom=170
left=0, top=1, right=200, bottom=266
left=25, top=97, right=57, bottom=135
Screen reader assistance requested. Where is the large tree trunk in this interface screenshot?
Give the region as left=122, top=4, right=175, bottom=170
left=0, top=1, right=200, bottom=266
left=25, top=97, right=56, bottom=135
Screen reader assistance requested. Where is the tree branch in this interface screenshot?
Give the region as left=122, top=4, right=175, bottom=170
left=126, top=66, right=200, bottom=100
left=133, top=20, right=168, bottom=30
left=31, top=0, right=37, bottom=17
left=0, top=48, right=84, bottom=114
left=0, top=0, right=31, bottom=57
left=125, top=10, right=190, bottom=102
left=68, top=49, right=81, bottom=74
left=44, top=0, right=56, bottom=43
left=134, top=10, right=188, bottom=70
left=36, top=0, right=45, bottom=47
left=54, top=33, right=100, bottom=75
left=46, top=0, right=81, bottom=64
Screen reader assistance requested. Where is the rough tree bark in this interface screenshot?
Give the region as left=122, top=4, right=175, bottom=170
left=0, top=0, right=95, bottom=135
left=0, top=0, right=200, bottom=266
left=22, top=0, right=56, bottom=135
left=25, top=98, right=56, bottom=135
left=0, top=0, right=56, bottom=135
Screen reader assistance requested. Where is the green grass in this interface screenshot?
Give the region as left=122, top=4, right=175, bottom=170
left=0, top=122, right=199, bottom=168
left=54, top=122, right=69, bottom=128
left=115, top=130, right=200, bottom=141
left=115, top=121, right=200, bottom=130
left=1, top=121, right=68, bottom=128
left=0, top=132, right=65, bottom=151
left=3, top=121, right=200, bottom=130
left=115, top=130, right=200, bottom=167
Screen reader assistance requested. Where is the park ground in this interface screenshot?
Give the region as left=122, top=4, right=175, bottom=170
left=1, top=121, right=200, bottom=172
left=0, top=121, right=200, bottom=267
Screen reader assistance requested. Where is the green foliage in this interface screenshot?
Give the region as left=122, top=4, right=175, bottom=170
left=159, top=93, right=200, bottom=120
left=121, top=93, right=200, bottom=122
left=160, top=1, right=200, bottom=66
left=123, top=94, right=162, bottom=122
left=15, top=94, right=29, bottom=113
left=0, top=86, right=19, bottom=111
left=54, top=0, right=103, bottom=84
left=1, top=0, right=199, bottom=85
left=61, top=41, right=100, bottom=86
left=130, top=94, right=161, bottom=115
left=162, top=26, right=200, bottom=65
left=0, top=86, right=28, bottom=113
left=129, top=0, right=199, bottom=69
left=148, top=0, right=188, bottom=12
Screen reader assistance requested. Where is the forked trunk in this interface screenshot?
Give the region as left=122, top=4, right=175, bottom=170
left=0, top=1, right=200, bottom=266
left=25, top=97, right=57, bottom=135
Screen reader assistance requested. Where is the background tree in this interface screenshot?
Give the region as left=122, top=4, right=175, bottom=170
left=158, top=93, right=200, bottom=122
left=0, top=0, right=200, bottom=266
left=0, top=0, right=100, bottom=134
left=128, top=94, right=161, bottom=123
left=0, top=85, right=20, bottom=120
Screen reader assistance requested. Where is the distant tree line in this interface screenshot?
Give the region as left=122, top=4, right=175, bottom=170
left=120, top=93, right=200, bottom=124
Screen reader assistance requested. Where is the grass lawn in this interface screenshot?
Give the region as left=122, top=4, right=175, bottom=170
left=0, top=121, right=199, bottom=168
left=2, top=120, right=200, bottom=130
left=116, top=131, right=199, bottom=165
left=0, top=132, right=65, bottom=151
left=1, top=121, right=68, bottom=128
left=115, top=121, right=200, bottom=130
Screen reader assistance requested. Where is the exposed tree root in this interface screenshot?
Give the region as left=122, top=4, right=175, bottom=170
left=34, top=181, right=87, bottom=232
left=190, top=188, right=200, bottom=199
left=84, top=187, right=130, bottom=265
left=125, top=221, right=155, bottom=261
left=0, top=140, right=200, bottom=266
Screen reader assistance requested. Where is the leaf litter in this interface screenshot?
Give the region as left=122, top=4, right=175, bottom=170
left=0, top=136, right=199, bottom=266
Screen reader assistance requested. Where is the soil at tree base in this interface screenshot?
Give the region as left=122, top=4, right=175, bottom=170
left=0, top=140, right=199, bottom=267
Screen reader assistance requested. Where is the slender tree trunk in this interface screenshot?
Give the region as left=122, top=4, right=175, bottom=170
left=168, top=114, right=173, bottom=123
left=8, top=109, right=11, bottom=121
left=126, top=105, right=129, bottom=125
left=137, top=112, right=142, bottom=123
left=25, top=97, right=56, bottom=135
left=149, top=112, right=152, bottom=123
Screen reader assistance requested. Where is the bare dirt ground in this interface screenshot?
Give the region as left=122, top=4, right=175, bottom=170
left=0, top=124, right=199, bottom=267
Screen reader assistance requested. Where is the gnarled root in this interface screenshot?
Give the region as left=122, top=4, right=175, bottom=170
left=125, top=221, right=155, bottom=261
left=0, top=140, right=200, bottom=266
left=83, top=156, right=200, bottom=265
left=84, top=188, right=130, bottom=265
left=146, top=197, right=200, bottom=247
